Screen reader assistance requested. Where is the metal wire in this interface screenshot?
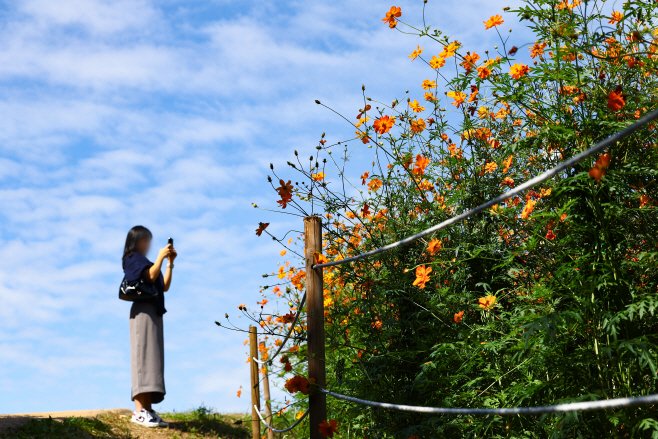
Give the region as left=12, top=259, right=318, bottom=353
left=254, top=404, right=309, bottom=433
left=314, top=108, right=658, bottom=269
left=321, top=389, right=658, bottom=415
left=253, top=293, right=307, bottom=365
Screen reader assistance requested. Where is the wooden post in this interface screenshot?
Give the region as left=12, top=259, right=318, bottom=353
left=249, top=326, right=261, bottom=439
left=262, top=359, right=275, bottom=439
left=305, top=215, right=326, bottom=439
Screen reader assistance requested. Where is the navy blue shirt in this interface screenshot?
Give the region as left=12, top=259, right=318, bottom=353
left=123, top=252, right=166, bottom=316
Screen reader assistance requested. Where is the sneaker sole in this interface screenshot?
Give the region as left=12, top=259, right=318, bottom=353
left=131, top=418, right=160, bottom=428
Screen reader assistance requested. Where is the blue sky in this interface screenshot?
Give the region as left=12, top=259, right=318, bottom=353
left=0, top=0, right=525, bottom=414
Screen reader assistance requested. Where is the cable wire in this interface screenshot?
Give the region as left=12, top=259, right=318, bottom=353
left=322, top=389, right=658, bottom=415
left=254, top=405, right=309, bottom=433
left=314, top=108, right=658, bottom=269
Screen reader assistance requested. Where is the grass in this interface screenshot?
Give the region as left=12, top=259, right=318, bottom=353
left=0, top=416, right=133, bottom=439
left=158, top=406, right=251, bottom=438
left=0, top=406, right=252, bottom=439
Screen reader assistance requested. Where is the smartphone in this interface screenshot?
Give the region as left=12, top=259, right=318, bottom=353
left=168, top=237, right=174, bottom=246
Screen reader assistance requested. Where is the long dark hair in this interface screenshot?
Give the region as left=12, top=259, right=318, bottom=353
left=122, top=225, right=152, bottom=268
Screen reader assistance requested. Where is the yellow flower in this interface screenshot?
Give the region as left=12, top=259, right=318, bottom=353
left=483, top=15, right=504, bottom=29
left=478, top=295, right=497, bottom=310
left=446, top=91, right=466, bottom=107
left=509, top=63, right=530, bottom=79
left=408, top=45, right=423, bottom=61
left=355, top=116, right=370, bottom=128
left=312, top=172, right=325, bottom=181
left=429, top=55, right=446, bottom=69
left=439, top=41, right=459, bottom=58
left=422, top=79, right=437, bottom=89
left=409, top=99, right=425, bottom=113
left=484, top=162, right=498, bottom=173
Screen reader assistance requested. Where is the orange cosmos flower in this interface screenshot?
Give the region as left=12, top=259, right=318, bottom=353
left=589, top=153, right=611, bottom=183
left=314, top=252, right=329, bottom=265
left=530, top=42, right=547, bottom=58
left=409, top=99, right=425, bottom=112
left=368, top=178, right=383, bottom=191
left=412, top=154, right=430, bottom=175
left=312, top=172, right=325, bottom=181
left=484, top=162, right=498, bottom=173
left=280, top=250, right=287, bottom=256
left=546, top=230, right=556, bottom=240
left=255, top=222, right=270, bottom=236
left=447, top=91, right=466, bottom=107
left=639, top=195, right=651, bottom=208
left=484, top=15, right=504, bottom=29
left=427, top=238, right=442, bottom=255
left=454, top=310, right=464, bottom=323
left=607, top=86, right=625, bottom=112
left=382, top=6, right=402, bottom=28
left=237, top=390, right=242, bottom=398
left=319, top=420, right=339, bottom=438
left=461, top=52, right=480, bottom=72
left=477, top=65, right=491, bottom=79
left=502, top=155, right=513, bottom=173
left=520, top=199, right=536, bottom=219
left=608, top=11, right=623, bottom=24
left=276, top=179, right=294, bottom=208
left=413, top=265, right=432, bottom=289
left=409, top=45, right=423, bottom=61
left=424, top=91, right=437, bottom=102
left=373, top=115, right=395, bottom=134
left=478, top=295, right=497, bottom=310
left=361, top=171, right=369, bottom=185
left=422, top=79, right=437, bottom=89
left=430, top=55, right=445, bottom=69
left=410, top=118, right=426, bottom=133
left=439, top=42, right=459, bottom=58
left=361, top=203, right=371, bottom=217
left=509, top=63, right=530, bottom=79
left=501, top=176, right=515, bottom=187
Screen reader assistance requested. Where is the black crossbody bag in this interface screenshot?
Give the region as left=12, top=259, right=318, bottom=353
left=119, top=277, right=159, bottom=302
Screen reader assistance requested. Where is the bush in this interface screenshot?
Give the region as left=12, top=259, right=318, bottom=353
left=245, top=1, right=658, bottom=437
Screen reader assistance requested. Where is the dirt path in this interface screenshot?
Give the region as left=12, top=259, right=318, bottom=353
left=0, top=409, right=132, bottom=434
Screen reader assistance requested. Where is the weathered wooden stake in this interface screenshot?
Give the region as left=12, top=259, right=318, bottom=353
left=249, top=326, right=261, bottom=439
left=304, top=215, right=326, bottom=439
left=262, top=359, right=275, bottom=439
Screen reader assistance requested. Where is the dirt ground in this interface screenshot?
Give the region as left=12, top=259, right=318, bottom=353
left=0, top=409, right=252, bottom=438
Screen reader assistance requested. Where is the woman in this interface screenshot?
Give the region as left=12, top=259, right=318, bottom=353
left=122, top=225, right=177, bottom=428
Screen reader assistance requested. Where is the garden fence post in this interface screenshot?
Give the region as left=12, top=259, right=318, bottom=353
left=262, top=350, right=275, bottom=439
left=304, top=215, right=326, bottom=439
left=249, top=326, right=261, bottom=439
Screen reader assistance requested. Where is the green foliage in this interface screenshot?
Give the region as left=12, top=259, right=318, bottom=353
left=260, top=0, right=658, bottom=437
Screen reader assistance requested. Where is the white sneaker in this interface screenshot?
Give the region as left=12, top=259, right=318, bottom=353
left=149, top=410, right=169, bottom=427
left=131, top=409, right=160, bottom=428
